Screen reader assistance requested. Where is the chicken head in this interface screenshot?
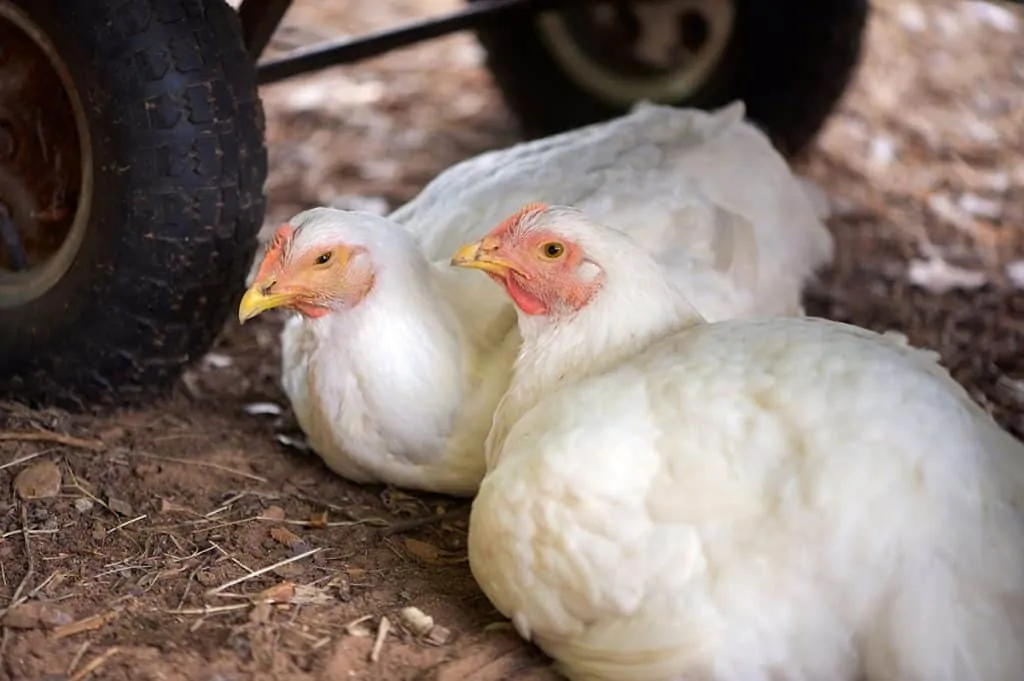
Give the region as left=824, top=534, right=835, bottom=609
left=238, top=223, right=374, bottom=323
left=450, top=203, right=605, bottom=317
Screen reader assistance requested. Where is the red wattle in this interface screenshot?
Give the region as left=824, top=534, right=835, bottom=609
left=504, top=275, right=548, bottom=316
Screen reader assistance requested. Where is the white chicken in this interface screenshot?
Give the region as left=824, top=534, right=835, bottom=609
left=451, top=204, right=1024, bottom=681
left=237, top=102, right=833, bottom=496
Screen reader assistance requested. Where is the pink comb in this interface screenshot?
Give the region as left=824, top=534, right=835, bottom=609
left=254, top=223, right=294, bottom=281
left=491, top=202, right=548, bottom=237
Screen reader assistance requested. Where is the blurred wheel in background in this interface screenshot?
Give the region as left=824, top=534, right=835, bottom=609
left=471, top=0, right=869, bottom=157
left=0, top=0, right=266, bottom=408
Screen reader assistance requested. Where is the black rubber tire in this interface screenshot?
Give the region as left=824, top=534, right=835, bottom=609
left=471, top=0, right=869, bottom=158
left=0, top=0, right=267, bottom=409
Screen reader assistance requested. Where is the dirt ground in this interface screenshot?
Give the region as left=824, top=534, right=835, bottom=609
left=2, top=0, right=1024, bottom=679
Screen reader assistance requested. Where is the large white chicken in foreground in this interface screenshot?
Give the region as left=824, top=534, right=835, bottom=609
left=237, top=102, right=833, bottom=496
left=452, top=204, right=1024, bottom=681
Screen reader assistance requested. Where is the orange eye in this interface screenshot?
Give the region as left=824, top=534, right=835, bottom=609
left=541, top=242, right=565, bottom=259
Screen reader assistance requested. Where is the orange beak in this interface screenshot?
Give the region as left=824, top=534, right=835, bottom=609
left=238, top=224, right=299, bottom=324
left=237, top=282, right=301, bottom=324
left=450, top=236, right=526, bottom=279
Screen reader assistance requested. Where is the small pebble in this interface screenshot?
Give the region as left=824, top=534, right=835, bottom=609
left=13, top=461, right=62, bottom=500
left=244, top=402, right=283, bottom=416
left=399, top=606, right=434, bottom=636
left=275, top=433, right=309, bottom=452
left=73, top=498, right=94, bottom=513
left=426, top=624, right=452, bottom=645
left=107, top=497, right=134, bottom=517
left=1006, top=261, right=1024, bottom=289
left=202, top=352, right=234, bottom=369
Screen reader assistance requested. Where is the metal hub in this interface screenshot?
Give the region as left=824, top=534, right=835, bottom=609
left=0, top=3, right=92, bottom=309
left=536, top=0, right=736, bottom=106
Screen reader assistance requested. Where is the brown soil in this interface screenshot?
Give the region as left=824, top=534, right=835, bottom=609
left=2, top=0, right=1023, bottom=679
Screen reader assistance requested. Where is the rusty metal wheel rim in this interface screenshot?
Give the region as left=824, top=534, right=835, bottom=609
left=536, top=0, right=736, bottom=107
left=0, top=2, right=93, bottom=309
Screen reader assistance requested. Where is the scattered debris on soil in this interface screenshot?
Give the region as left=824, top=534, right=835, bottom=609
left=1, top=0, right=1022, bottom=678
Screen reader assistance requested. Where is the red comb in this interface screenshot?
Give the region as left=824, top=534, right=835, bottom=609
left=255, top=223, right=294, bottom=281
left=492, top=202, right=548, bottom=237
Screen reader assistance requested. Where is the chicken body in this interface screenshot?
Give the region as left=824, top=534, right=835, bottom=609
left=276, top=215, right=517, bottom=495
left=464, top=211, right=1024, bottom=681
left=395, top=100, right=832, bottom=319
left=253, top=102, right=833, bottom=496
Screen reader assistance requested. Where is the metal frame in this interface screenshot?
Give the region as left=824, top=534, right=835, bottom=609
left=240, top=0, right=1024, bottom=86
left=239, top=0, right=592, bottom=85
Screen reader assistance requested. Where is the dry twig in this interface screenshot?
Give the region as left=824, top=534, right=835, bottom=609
left=370, top=615, right=391, bottom=663
left=0, top=451, right=43, bottom=471
left=52, top=608, right=122, bottom=640
left=106, top=514, right=147, bottom=535
left=161, top=603, right=251, bottom=616
left=205, top=547, right=322, bottom=595
left=0, top=429, right=103, bottom=451
left=127, top=451, right=267, bottom=483
left=66, top=641, right=92, bottom=677
left=68, top=647, right=121, bottom=681
left=0, top=506, right=36, bottom=626
left=379, top=506, right=468, bottom=537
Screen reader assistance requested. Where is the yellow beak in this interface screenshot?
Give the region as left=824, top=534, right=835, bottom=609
left=450, top=240, right=522, bottom=277
left=237, top=284, right=298, bottom=324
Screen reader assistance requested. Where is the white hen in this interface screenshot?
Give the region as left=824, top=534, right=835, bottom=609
left=453, top=205, right=1024, bottom=681
left=238, top=102, right=833, bottom=496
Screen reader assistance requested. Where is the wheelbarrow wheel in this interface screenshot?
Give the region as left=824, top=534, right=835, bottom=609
left=471, top=0, right=868, bottom=157
left=0, top=0, right=267, bottom=409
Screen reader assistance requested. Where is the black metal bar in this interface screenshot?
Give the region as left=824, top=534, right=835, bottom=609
left=256, top=0, right=589, bottom=85
left=239, top=0, right=294, bottom=62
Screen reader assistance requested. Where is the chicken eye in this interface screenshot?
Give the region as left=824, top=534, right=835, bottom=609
left=542, top=242, right=565, bottom=259
left=315, top=252, right=332, bottom=265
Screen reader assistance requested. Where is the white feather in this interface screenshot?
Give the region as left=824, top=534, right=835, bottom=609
left=275, top=102, right=834, bottom=495
left=470, top=217, right=1024, bottom=681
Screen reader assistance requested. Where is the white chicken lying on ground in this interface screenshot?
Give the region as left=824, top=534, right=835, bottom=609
left=237, top=102, right=833, bottom=496
left=452, top=204, right=1024, bottom=681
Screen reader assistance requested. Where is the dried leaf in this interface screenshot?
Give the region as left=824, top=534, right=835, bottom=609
left=257, top=581, right=296, bottom=604
left=308, top=511, right=329, bottom=528
left=14, top=461, right=62, bottom=500
left=270, top=527, right=302, bottom=547
left=2, top=602, right=72, bottom=630
left=261, top=505, right=286, bottom=521
left=291, top=583, right=335, bottom=605
left=159, top=498, right=194, bottom=514
left=403, top=538, right=441, bottom=563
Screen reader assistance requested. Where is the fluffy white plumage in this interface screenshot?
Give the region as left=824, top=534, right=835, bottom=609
left=278, top=212, right=516, bottom=494
left=468, top=208, right=1024, bottom=681
left=267, top=102, right=833, bottom=495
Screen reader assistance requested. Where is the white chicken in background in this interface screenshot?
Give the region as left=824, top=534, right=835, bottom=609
left=237, top=102, right=833, bottom=496
left=452, top=204, right=1024, bottom=681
